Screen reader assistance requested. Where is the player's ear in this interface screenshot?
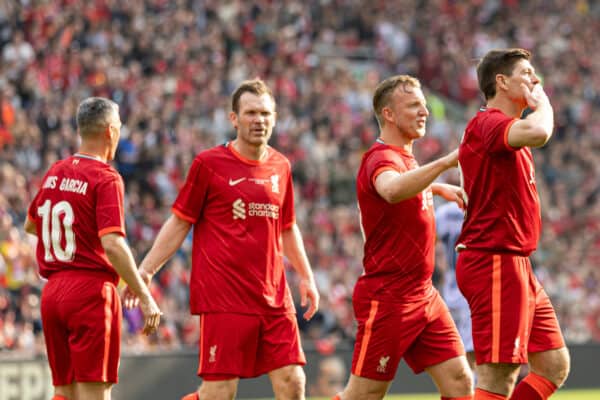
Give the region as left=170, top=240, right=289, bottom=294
left=106, top=123, right=116, bottom=142
left=382, top=106, right=393, bottom=124
left=496, top=74, right=508, bottom=91
left=229, top=111, right=238, bottom=129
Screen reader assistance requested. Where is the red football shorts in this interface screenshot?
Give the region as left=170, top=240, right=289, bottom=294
left=41, top=270, right=122, bottom=385
left=197, top=312, right=306, bottom=380
left=351, top=289, right=464, bottom=381
left=456, top=250, right=565, bottom=365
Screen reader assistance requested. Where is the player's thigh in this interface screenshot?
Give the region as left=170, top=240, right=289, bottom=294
left=351, top=299, right=426, bottom=381
left=255, top=313, right=306, bottom=377
left=342, top=374, right=392, bottom=400
left=74, top=381, right=112, bottom=400
left=457, top=251, right=532, bottom=365
left=268, top=364, right=305, bottom=399
left=53, top=383, right=75, bottom=399
left=70, top=282, right=122, bottom=384
left=404, top=291, right=465, bottom=375
left=197, top=313, right=260, bottom=378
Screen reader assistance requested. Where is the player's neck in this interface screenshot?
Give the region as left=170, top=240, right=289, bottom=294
left=486, top=96, right=526, bottom=118
left=77, top=143, right=109, bottom=163
left=231, top=139, right=268, bottom=161
left=378, top=131, right=413, bottom=153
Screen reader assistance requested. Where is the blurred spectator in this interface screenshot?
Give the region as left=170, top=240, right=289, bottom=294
left=308, top=355, right=347, bottom=397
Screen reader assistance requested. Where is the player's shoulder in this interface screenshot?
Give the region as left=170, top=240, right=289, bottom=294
left=362, top=142, right=389, bottom=161
left=265, top=146, right=291, bottom=166
left=193, top=143, right=233, bottom=164
left=197, top=143, right=226, bottom=158
left=362, top=142, right=409, bottom=168
left=473, top=107, right=513, bottom=125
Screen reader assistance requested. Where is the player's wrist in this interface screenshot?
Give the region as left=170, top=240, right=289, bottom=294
left=139, top=265, right=155, bottom=277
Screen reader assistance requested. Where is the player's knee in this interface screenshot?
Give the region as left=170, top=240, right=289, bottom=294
left=477, top=363, right=519, bottom=393
left=453, top=366, right=474, bottom=393
left=198, top=381, right=237, bottom=400
left=438, top=363, right=473, bottom=396
left=531, top=348, right=571, bottom=387
left=343, top=375, right=388, bottom=400
left=285, top=377, right=305, bottom=400
left=273, top=367, right=305, bottom=400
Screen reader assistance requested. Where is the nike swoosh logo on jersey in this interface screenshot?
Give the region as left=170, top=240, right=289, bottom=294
left=229, top=177, right=246, bottom=186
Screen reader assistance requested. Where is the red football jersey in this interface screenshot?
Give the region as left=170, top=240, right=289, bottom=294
left=355, top=141, right=436, bottom=302
left=457, top=107, right=541, bottom=255
left=172, top=143, right=296, bottom=315
left=27, top=154, right=125, bottom=283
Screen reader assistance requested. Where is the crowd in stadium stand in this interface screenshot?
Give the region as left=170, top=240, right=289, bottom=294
left=1, top=0, right=599, bottom=356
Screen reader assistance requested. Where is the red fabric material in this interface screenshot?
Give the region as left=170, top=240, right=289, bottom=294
left=442, top=396, right=474, bottom=400
left=510, top=372, right=557, bottom=399
left=474, top=388, right=507, bottom=399
left=173, top=143, right=296, bottom=315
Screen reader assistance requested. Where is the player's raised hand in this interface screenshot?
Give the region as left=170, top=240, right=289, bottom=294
left=299, top=277, right=320, bottom=320
left=521, top=83, right=549, bottom=111
left=138, top=295, right=162, bottom=335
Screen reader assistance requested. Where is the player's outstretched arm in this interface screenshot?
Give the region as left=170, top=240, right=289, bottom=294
left=100, top=233, right=161, bottom=335
left=375, top=149, right=458, bottom=204
left=507, top=83, right=554, bottom=148
left=123, top=214, right=191, bottom=308
left=282, top=224, right=319, bottom=320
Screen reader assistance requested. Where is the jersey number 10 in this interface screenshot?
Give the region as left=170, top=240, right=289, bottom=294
left=37, top=199, right=76, bottom=262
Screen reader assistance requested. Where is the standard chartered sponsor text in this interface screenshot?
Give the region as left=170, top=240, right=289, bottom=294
left=248, top=202, right=279, bottom=219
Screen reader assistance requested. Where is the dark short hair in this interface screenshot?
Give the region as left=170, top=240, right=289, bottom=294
left=76, top=97, right=118, bottom=137
left=231, top=79, right=275, bottom=113
left=372, top=75, right=421, bottom=127
left=477, top=48, right=532, bottom=100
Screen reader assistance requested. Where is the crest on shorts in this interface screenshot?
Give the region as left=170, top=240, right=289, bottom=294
left=209, top=345, right=217, bottom=363
left=377, top=355, right=390, bottom=373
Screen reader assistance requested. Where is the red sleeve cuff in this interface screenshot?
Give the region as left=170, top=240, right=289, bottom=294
left=371, top=166, right=401, bottom=186
left=172, top=207, right=196, bottom=223
left=503, top=118, right=519, bottom=150
left=98, top=226, right=125, bottom=237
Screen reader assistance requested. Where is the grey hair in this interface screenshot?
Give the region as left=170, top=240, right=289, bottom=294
left=76, top=97, right=119, bottom=137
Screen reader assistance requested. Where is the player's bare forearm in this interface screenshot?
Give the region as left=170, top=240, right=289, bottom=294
left=102, top=233, right=162, bottom=334
left=139, top=214, right=191, bottom=276
left=375, top=150, right=458, bottom=203
left=101, top=233, right=153, bottom=300
left=282, top=224, right=313, bottom=280
left=282, top=224, right=320, bottom=319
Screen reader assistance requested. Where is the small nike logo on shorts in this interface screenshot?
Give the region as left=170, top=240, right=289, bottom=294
left=229, top=177, right=246, bottom=186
